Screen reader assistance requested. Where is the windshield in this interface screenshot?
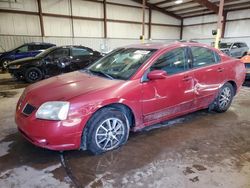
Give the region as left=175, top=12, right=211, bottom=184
left=219, top=43, right=232, bottom=49
left=35, top=46, right=58, bottom=58
left=88, top=48, right=156, bottom=80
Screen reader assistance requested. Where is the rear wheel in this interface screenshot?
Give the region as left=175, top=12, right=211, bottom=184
left=24, top=67, right=43, bottom=83
left=214, top=83, right=234, bottom=113
left=86, top=108, right=129, bottom=155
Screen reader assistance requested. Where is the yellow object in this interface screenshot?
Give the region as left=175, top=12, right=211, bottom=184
left=214, top=28, right=221, bottom=49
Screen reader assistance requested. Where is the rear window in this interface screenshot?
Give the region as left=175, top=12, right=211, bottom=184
left=72, top=48, right=92, bottom=56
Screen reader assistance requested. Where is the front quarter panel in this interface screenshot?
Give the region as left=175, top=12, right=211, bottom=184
left=69, top=79, right=143, bottom=133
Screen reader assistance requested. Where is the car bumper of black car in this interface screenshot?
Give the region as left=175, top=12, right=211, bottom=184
left=8, top=68, right=24, bottom=79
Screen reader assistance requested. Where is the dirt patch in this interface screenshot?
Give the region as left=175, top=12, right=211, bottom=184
left=0, top=91, right=18, bottom=98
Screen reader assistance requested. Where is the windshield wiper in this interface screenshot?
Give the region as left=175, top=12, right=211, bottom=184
left=88, top=69, right=114, bottom=80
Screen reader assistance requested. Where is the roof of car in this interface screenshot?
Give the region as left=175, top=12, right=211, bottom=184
left=125, top=41, right=210, bottom=50
left=24, top=42, right=55, bottom=45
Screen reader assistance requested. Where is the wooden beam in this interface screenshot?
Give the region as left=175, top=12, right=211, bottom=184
left=103, top=0, right=107, bottom=38
left=37, top=0, right=45, bottom=37
left=131, top=0, right=181, bottom=20
left=192, top=0, right=219, bottom=14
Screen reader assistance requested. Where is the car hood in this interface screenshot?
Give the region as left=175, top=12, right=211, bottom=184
left=9, top=57, right=39, bottom=66
left=23, top=71, right=124, bottom=106
left=220, top=48, right=230, bottom=51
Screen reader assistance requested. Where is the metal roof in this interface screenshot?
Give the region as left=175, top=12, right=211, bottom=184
left=132, top=0, right=250, bottom=19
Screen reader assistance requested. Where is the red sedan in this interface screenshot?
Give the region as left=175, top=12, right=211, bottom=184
left=16, top=42, right=246, bottom=154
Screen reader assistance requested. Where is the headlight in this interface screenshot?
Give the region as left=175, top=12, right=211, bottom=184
left=9, top=65, right=21, bottom=69
left=36, top=101, right=70, bottom=120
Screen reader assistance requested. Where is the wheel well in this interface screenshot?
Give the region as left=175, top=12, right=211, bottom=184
left=80, top=103, right=135, bottom=150
left=104, top=103, right=135, bottom=128
left=227, top=81, right=237, bottom=96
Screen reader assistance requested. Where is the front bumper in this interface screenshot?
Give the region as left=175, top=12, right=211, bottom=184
left=15, top=107, right=83, bottom=151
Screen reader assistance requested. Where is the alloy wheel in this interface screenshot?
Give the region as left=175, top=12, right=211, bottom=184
left=28, top=71, right=39, bottom=81
left=95, top=118, right=125, bottom=151
left=219, top=87, right=231, bottom=109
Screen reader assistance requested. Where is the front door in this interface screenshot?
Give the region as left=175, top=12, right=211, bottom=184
left=44, top=48, right=70, bottom=76
left=142, top=47, right=195, bottom=125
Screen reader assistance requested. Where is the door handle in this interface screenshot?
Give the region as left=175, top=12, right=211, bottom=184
left=182, top=75, right=192, bottom=81
left=217, top=67, right=224, bottom=72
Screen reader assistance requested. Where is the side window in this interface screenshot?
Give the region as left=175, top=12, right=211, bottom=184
left=191, top=47, right=217, bottom=68
left=28, top=45, right=42, bottom=51
left=151, top=48, right=188, bottom=75
left=72, top=48, right=92, bottom=56
left=48, top=48, right=70, bottom=59
left=16, top=45, right=28, bottom=53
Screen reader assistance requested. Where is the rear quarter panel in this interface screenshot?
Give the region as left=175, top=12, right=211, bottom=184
left=221, top=54, right=246, bottom=93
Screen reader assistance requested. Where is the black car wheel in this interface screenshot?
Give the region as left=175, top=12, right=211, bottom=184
left=25, top=67, right=43, bottom=83
left=86, top=107, right=130, bottom=155
left=2, top=60, right=10, bottom=69
left=214, top=83, right=234, bottom=113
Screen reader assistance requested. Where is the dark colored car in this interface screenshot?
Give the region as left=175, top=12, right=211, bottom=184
left=15, top=42, right=246, bottom=154
left=8, top=46, right=102, bottom=83
left=0, top=42, right=55, bottom=71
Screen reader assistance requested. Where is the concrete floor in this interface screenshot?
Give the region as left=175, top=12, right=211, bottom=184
left=0, top=72, right=250, bottom=188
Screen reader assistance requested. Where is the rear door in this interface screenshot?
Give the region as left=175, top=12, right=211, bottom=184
left=142, top=47, right=195, bottom=124
left=70, top=47, right=94, bottom=70
left=189, top=46, right=225, bottom=108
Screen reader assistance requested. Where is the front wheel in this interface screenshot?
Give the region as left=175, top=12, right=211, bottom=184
left=214, top=83, right=234, bottom=113
left=86, top=108, right=129, bottom=155
left=24, top=67, right=43, bottom=83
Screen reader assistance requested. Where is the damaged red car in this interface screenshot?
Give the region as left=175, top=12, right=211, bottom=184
left=15, top=42, right=246, bottom=154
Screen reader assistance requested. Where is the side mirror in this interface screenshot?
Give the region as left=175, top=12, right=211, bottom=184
left=147, top=70, right=167, bottom=80
left=232, top=45, right=237, bottom=49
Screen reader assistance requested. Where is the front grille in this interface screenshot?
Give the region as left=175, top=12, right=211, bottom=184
left=22, top=103, right=36, bottom=116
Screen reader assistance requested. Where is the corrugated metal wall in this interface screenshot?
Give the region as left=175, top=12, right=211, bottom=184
left=183, top=9, right=250, bottom=46
left=0, top=0, right=180, bottom=52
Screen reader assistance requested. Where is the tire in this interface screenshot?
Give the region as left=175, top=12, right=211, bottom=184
left=86, top=107, right=130, bottom=155
left=24, top=67, right=43, bottom=83
left=214, top=83, right=234, bottom=113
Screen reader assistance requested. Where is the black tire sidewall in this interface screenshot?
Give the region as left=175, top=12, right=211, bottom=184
left=87, top=108, right=129, bottom=155
left=215, top=83, right=234, bottom=113
left=25, top=67, right=43, bottom=83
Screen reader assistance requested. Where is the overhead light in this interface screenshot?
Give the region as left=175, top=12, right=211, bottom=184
left=175, top=0, right=183, bottom=4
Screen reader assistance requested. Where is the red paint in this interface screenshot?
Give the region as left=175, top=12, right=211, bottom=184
left=15, top=42, right=246, bottom=150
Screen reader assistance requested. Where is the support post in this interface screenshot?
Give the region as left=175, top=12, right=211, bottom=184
left=69, top=0, right=74, bottom=43
left=141, top=0, right=146, bottom=43
left=180, top=19, right=183, bottom=40
left=215, top=0, right=224, bottom=49
left=103, top=0, right=107, bottom=38
left=221, top=11, right=227, bottom=38
left=148, top=8, right=151, bottom=40
left=37, top=0, right=45, bottom=38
